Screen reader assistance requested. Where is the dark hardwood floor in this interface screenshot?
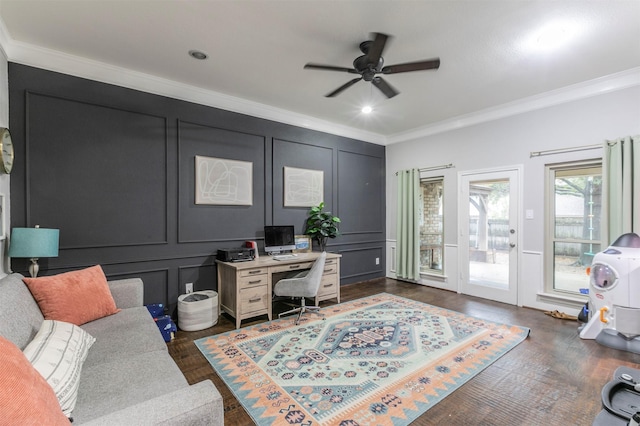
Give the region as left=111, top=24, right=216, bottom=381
left=167, top=278, right=640, bottom=425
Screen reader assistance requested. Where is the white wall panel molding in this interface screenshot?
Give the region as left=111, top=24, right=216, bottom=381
left=386, top=239, right=396, bottom=278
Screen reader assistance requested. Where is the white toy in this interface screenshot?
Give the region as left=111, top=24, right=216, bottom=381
left=579, top=233, right=640, bottom=353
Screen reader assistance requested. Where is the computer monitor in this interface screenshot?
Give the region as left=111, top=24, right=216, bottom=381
left=264, top=225, right=296, bottom=255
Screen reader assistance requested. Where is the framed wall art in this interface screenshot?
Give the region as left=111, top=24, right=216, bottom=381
left=283, top=166, right=323, bottom=207
left=195, top=155, right=253, bottom=205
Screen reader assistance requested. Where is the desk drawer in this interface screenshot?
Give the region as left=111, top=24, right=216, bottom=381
left=271, top=262, right=314, bottom=274
left=322, top=264, right=338, bottom=275
left=239, top=274, right=268, bottom=289
left=317, top=275, right=337, bottom=298
left=240, top=268, right=268, bottom=278
left=240, top=286, right=269, bottom=315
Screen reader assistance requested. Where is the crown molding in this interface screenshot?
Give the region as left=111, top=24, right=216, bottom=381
left=0, top=16, right=637, bottom=147
left=386, top=67, right=640, bottom=144
left=0, top=21, right=385, bottom=145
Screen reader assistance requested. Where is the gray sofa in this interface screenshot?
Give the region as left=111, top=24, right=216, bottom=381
left=0, top=272, right=224, bottom=425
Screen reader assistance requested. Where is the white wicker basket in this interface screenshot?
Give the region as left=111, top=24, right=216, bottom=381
left=177, top=290, right=218, bottom=331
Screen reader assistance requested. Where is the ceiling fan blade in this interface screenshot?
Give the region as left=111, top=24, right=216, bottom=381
left=326, top=77, right=362, bottom=97
left=304, top=63, right=359, bottom=74
left=372, top=77, right=399, bottom=98
left=366, top=32, right=389, bottom=66
left=381, top=58, right=440, bottom=74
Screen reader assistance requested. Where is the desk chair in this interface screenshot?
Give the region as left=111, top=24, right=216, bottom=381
left=273, top=251, right=327, bottom=325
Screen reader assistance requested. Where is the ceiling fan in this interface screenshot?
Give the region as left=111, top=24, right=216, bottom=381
left=304, top=32, right=440, bottom=99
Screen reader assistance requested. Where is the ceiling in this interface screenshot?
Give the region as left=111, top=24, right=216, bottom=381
left=0, top=1, right=639, bottom=145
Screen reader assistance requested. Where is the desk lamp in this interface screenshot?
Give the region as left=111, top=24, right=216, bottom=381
left=9, top=225, right=60, bottom=277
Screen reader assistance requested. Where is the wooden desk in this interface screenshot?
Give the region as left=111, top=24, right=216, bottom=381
left=216, top=252, right=341, bottom=329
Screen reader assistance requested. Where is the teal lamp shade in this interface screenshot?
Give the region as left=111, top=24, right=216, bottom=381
left=9, top=227, right=60, bottom=277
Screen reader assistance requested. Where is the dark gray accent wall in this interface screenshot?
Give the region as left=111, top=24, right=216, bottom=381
left=9, top=63, right=386, bottom=310
left=177, top=120, right=267, bottom=243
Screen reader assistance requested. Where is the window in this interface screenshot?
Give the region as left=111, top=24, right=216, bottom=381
left=419, top=178, right=444, bottom=275
left=545, top=161, right=602, bottom=296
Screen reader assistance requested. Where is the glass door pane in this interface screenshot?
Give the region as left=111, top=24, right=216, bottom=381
left=468, top=179, right=510, bottom=289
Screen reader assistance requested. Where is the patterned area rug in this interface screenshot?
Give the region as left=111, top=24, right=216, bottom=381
left=196, top=293, right=529, bottom=425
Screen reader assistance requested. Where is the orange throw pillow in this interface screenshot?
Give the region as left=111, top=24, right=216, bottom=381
left=24, top=265, right=120, bottom=326
left=0, top=336, right=69, bottom=425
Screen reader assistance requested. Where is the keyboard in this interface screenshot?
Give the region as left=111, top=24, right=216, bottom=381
left=273, top=254, right=298, bottom=261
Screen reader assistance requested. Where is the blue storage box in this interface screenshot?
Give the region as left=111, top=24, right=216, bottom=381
left=146, top=303, right=165, bottom=318
left=154, top=315, right=177, bottom=342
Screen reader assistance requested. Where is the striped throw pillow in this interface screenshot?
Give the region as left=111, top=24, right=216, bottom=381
left=23, top=320, right=96, bottom=417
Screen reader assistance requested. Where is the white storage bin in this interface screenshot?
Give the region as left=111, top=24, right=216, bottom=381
left=177, top=290, right=218, bottom=331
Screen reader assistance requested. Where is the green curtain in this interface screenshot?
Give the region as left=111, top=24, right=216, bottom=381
left=396, top=169, right=420, bottom=280
left=604, top=135, right=639, bottom=242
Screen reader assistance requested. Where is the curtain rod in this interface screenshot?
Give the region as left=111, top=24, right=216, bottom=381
left=420, top=163, right=454, bottom=172
left=530, top=144, right=602, bottom=158
left=395, top=163, right=454, bottom=175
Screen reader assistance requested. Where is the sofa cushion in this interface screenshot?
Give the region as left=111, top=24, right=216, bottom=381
left=81, top=306, right=168, bottom=368
left=72, top=351, right=189, bottom=424
left=23, top=320, right=96, bottom=417
left=0, top=273, right=44, bottom=349
left=0, top=335, right=70, bottom=425
left=24, top=265, right=120, bottom=325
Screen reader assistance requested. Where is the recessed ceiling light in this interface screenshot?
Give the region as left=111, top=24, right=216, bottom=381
left=188, top=50, right=208, bottom=60
left=361, top=105, right=373, bottom=114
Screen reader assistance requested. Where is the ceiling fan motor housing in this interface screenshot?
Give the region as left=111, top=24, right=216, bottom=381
left=354, top=54, right=383, bottom=81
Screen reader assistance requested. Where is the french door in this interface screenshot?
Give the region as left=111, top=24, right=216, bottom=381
left=459, top=167, right=521, bottom=305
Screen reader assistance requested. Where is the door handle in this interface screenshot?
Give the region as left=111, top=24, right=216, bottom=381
left=510, top=243, right=516, bottom=248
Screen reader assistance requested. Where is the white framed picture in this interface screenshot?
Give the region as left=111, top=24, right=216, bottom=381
left=284, top=166, right=323, bottom=207
left=195, top=155, right=253, bottom=205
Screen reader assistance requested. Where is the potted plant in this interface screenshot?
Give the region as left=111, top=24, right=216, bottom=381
left=304, top=202, right=340, bottom=252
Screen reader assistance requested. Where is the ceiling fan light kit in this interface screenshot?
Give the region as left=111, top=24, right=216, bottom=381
left=304, top=32, right=440, bottom=99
